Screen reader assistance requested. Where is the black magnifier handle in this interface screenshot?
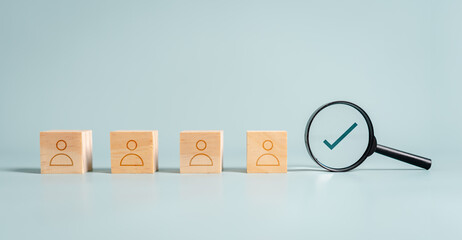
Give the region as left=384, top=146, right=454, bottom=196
left=375, top=144, right=431, bottom=170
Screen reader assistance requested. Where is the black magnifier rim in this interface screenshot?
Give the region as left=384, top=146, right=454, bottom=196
left=305, top=101, right=375, bottom=172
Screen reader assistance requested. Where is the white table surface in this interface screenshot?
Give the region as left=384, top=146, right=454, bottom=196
left=1, top=152, right=460, bottom=240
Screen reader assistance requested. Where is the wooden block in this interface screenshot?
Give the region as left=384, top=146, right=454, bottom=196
left=40, top=130, right=92, bottom=174
left=110, top=131, right=158, bottom=174
left=180, top=131, right=223, bottom=173
left=247, top=131, right=287, bottom=173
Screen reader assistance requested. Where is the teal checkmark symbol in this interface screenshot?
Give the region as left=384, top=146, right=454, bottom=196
left=323, top=122, right=358, bottom=150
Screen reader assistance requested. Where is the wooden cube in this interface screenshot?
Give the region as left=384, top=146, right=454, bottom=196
left=247, top=131, right=287, bottom=173
left=180, top=131, right=223, bottom=173
left=40, top=130, right=92, bottom=174
left=110, top=131, right=158, bottom=174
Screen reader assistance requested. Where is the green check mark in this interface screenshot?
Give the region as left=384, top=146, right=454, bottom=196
left=323, top=122, right=358, bottom=150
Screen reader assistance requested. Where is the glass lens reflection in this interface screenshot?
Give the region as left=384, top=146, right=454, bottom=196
left=308, top=104, right=370, bottom=169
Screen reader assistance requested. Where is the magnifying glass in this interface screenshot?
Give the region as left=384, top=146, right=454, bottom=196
left=304, top=101, right=431, bottom=172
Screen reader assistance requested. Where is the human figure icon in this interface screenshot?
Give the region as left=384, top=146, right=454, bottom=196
left=49, top=140, right=74, bottom=166
left=189, top=140, right=213, bottom=166
left=120, top=140, right=144, bottom=166
left=256, top=140, right=280, bottom=166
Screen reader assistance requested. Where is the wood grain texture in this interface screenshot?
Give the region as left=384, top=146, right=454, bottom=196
left=180, top=131, right=223, bottom=173
left=110, top=131, right=158, bottom=174
left=40, top=130, right=92, bottom=174
left=247, top=131, right=287, bottom=173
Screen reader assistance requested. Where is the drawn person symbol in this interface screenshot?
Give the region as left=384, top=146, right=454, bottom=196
left=120, top=140, right=144, bottom=166
left=256, top=140, right=280, bottom=166
left=49, top=140, right=74, bottom=166
left=189, top=140, right=213, bottom=166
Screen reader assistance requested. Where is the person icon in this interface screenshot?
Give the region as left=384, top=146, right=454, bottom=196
left=120, top=140, right=144, bottom=166
left=189, top=140, right=213, bottom=166
left=256, top=140, right=280, bottom=166
left=49, top=140, right=74, bottom=166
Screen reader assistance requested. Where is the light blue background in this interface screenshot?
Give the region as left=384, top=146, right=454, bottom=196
left=0, top=0, right=461, bottom=239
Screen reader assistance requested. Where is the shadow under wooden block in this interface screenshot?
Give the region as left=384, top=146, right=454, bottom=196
left=91, top=168, right=112, bottom=174
left=40, top=130, right=92, bottom=174
left=5, top=168, right=41, bottom=174
left=180, top=131, right=223, bottom=173
left=247, top=131, right=287, bottom=173
left=110, top=131, right=158, bottom=174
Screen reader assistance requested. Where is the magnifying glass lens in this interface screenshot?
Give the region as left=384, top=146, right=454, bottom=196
left=308, top=104, right=371, bottom=169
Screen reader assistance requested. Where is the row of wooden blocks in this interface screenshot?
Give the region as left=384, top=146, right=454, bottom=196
left=40, top=130, right=287, bottom=174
